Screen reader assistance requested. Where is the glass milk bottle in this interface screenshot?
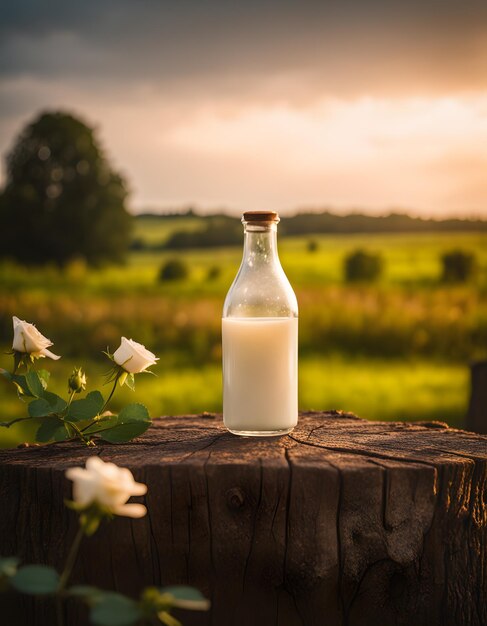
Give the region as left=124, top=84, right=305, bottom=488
left=222, top=211, right=298, bottom=436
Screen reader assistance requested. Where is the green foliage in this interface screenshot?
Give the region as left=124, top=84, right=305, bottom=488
left=29, top=393, right=67, bottom=417
left=36, top=416, right=70, bottom=443
left=68, top=391, right=104, bottom=422
left=83, top=414, right=119, bottom=435
left=441, top=249, right=477, bottom=283
left=0, top=369, right=33, bottom=398
left=25, top=369, right=46, bottom=397
left=98, top=403, right=151, bottom=443
left=37, top=369, right=50, bottom=389
left=1, top=557, right=209, bottom=625
left=90, top=592, right=141, bottom=626
left=1, top=356, right=153, bottom=447
left=160, top=586, right=210, bottom=611
left=344, top=249, right=383, bottom=282
left=0, top=111, right=132, bottom=266
left=159, top=258, right=189, bottom=281
left=11, top=565, right=59, bottom=595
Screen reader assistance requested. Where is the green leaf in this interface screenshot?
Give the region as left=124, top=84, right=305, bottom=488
left=36, top=417, right=70, bottom=443
left=37, top=369, right=50, bottom=390
left=159, top=586, right=210, bottom=611
left=44, top=392, right=68, bottom=412
left=87, top=390, right=105, bottom=407
left=157, top=611, right=182, bottom=626
left=0, top=556, right=20, bottom=578
left=124, top=373, right=135, bottom=391
left=11, top=565, right=59, bottom=595
left=25, top=371, right=45, bottom=398
left=29, top=398, right=51, bottom=417
left=29, top=393, right=67, bottom=418
left=8, top=373, right=34, bottom=398
left=1, top=368, right=44, bottom=398
left=83, top=414, right=118, bottom=435
left=68, top=390, right=104, bottom=422
left=90, top=592, right=142, bottom=626
left=98, top=403, right=151, bottom=444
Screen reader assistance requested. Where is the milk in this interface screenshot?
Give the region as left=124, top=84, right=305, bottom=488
left=222, top=317, right=298, bottom=435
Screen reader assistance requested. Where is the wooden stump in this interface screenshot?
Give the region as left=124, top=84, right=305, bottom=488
left=0, top=411, right=486, bottom=626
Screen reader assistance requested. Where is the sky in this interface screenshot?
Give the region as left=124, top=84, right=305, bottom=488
left=1, top=0, right=487, bottom=217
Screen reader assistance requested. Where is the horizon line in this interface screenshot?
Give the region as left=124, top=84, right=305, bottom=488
left=130, top=206, right=487, bottom=222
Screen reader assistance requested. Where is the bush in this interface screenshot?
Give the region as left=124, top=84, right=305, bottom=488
left=344, top=249, right=383, bottom=282
left=307, top=239, right=319, bottom=253
left=207, top=265, right=221, bottom=281
left=441, top=250, right=477, bottom=283
left=158, top=258, right=189, bottom=281
left=130, top=238, right=146, bottom=251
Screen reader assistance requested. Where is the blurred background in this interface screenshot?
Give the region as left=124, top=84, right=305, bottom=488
left=1, top=0, right=486, bottom=446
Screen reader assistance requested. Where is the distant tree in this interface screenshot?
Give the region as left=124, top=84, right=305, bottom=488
left=0, top=111, right=132, bottom=266
left=441, top=250, right=477, bottom=283
left=344, top=249, right=383, bottom=282
left=159, top=258, right=189, bottom=281
left=307, top=239, right=318, bottom=253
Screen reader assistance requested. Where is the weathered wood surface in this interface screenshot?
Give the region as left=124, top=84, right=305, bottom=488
left=466, top=360, right=487, bottom=434
left=0, top=411, right=486, bottom=626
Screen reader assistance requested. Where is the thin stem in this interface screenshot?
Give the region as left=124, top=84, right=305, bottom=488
left=56, top=524, right=85, bottom=626
left=80, top=415, right=111, bottom=434
left=79, top=376, right=119, bottom=436
left=66, top=421, right=91, bottom=445
left=66, top=390, right=76, bottom=410
left=100, top=376, right=119, bottom=414
left=1, top=416, right=33, bottom=428
left=79, top=424, right=115, bottom=435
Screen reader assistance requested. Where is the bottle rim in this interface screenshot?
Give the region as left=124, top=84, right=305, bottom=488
left=242, top=211, right=279, bottom=224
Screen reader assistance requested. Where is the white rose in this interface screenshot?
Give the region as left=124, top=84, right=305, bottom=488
left=65, top=456, right=147, bottom=518
left=113, top=337, right=158, bottom=374
left=12, top=316, right=61, bottom=360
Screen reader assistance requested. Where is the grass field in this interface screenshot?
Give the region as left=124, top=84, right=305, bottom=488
left=0, top=221, right=485, bottom=447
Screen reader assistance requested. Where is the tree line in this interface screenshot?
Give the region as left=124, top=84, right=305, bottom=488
left=154, top=212, right=487, bottom=251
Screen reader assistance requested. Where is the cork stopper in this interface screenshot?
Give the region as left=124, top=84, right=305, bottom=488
left=242, top=211, right=280, bottom=224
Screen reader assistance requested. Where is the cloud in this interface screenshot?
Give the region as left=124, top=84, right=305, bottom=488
left=1, top=1, right=486, bottom=215
left=1, top=0, right=487, bottom=99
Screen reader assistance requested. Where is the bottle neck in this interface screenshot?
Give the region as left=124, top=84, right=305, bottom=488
left=242, top=223, right=279, bottom=268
